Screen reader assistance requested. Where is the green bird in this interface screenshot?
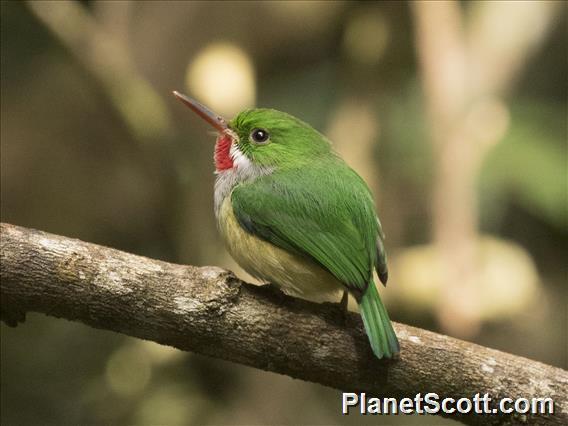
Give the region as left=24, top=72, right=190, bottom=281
left=173, top=91, right=399, bottom=359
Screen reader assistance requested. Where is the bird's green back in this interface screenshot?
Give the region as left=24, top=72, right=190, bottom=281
left=231, top=155, right=384, bottom=296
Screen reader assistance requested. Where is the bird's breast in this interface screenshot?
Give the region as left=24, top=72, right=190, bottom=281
left=214, top=169, right=238, bottom=219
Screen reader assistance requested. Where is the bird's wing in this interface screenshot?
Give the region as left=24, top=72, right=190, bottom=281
left=231, top=162, right=383, bottom=293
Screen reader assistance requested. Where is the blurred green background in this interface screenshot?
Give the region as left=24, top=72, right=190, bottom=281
left=1, top=1, right=566, bottom=425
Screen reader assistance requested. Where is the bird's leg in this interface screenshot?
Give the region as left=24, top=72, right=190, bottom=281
left=339, top=290, right=349, bottom=323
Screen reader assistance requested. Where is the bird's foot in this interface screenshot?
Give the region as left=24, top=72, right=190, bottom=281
left=261, top=282, right=286, bottom=300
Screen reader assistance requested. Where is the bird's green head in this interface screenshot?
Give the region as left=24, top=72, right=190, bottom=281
left=173, top=91, right=331, bottom=172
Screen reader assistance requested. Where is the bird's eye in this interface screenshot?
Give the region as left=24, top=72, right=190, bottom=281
left=250, top=128, right=270, bottom=144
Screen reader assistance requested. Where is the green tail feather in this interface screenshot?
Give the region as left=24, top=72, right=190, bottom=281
left=359, top=282, right=400, bottom=359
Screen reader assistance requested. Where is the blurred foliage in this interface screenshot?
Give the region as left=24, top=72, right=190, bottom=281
left=480, top=101, right=567, bottom=229
left=1, top=1, right=566, bottom=425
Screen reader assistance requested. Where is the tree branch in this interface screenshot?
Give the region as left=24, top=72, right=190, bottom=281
left=1, top=223, right=566, bottom=425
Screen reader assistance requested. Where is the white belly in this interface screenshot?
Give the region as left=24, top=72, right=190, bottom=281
left=217, top=196, right=344, bottom=300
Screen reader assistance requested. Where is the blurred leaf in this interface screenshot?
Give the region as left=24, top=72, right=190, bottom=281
left=479, top=100, right=567, bottom=229
left=390, top=236, right=539, bottom=321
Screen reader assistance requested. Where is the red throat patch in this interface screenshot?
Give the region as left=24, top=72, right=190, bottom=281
left=214, top=134, right=234, bottom=171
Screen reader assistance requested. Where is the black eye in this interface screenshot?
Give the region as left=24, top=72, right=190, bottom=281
left=250, top=128, right=270, bottom=144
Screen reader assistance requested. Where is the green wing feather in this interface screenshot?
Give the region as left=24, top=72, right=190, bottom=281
left=231, top=158, right=398, bottom=358
left=231, top=158, right=383, bottom=292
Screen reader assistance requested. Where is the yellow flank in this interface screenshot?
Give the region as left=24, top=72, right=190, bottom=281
left=218, top=196, right=344, bottom=299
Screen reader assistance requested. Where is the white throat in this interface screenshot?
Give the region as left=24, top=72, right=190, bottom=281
left=229, top=142, right=254, bottom=172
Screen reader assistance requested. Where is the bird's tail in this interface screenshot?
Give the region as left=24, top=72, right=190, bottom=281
left=358, top=282, right=400, bottom=359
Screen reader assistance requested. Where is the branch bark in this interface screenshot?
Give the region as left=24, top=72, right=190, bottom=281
left=1, top=223, right=566, bottom=425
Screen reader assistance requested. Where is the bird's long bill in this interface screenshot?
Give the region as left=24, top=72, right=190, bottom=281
left=172, top=91, right=228, bottom=132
